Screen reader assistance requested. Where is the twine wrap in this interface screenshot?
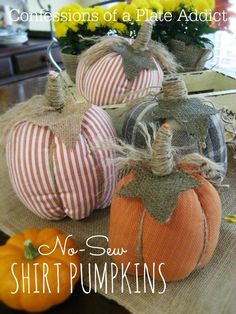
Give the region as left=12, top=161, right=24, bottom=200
left=45, top=71, right=65, bottom=111
left=150, top=124, right=174, bottom=176
left=132, top=20, right=153, bottom=52
left=162, top=77, right=188, bottom=100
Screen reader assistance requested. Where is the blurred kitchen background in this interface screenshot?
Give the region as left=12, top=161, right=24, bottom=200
left=0, top=0, right=235, bottom=107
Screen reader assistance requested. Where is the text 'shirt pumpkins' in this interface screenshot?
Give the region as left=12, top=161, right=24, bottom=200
left=109, top=124, right=222, bottom=282
left=76, top=21, right=177, bottom=106
left=4, top=72, right=117, bottom=220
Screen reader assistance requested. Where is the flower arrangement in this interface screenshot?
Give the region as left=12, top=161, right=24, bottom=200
left=107, top=0, right=217, bottom=47
left=152, top=0, right=217, bottom=48
left=54, top=0, right=217, bottom=55
left=54, top=4, right=110, bottom=54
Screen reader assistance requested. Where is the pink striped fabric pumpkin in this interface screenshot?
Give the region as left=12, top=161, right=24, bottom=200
left=6, top=105, right=117, bottom=220
left=75, top=21, right=173, bottom=107
left=76, top=54, right=163, bottom=107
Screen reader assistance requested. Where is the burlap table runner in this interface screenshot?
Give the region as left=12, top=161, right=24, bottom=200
left=0, top=145, right=236, bottom=313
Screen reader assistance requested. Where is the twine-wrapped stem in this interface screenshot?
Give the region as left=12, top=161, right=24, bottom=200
left=163, top=77, right=188, bottom=100
left=150, top=124, right=175, bottom=176
left=45, top=71, right=65, bottom=111
left=132, top=20, right=153, bottom=52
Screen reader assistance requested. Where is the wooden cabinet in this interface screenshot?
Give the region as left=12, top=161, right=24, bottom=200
left=0, top=39, right=62, bottom=86
left=0, top=57, right=14, bottom=78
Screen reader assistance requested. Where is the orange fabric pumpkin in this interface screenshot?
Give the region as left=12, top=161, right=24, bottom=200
left=108, top=124, right=222, bottom=282
left=109, top=173, right=221, bottom=281
left=0, top=228, right=80, bottom=312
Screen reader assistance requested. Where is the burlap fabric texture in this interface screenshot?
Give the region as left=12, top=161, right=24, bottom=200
left=0, top=139, right=236, bottom=314
left=0, top=72, right=235, bottom=314
left=168, top=39, right=213, bottom=72
left=0, top=120, right=236, bottom=313
left=61, top=53, right=80, bottom=83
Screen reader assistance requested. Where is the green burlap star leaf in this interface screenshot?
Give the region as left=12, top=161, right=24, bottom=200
left=119, top=168, right=200, bottom=223
left=153, top=98, right=217, bottom=144
left=112, top=43, right=156, bottom=82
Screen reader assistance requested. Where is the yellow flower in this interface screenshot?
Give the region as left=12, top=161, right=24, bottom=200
left=136, top=8, right=153, bottom=25
left=123, top=4, right=138, bottom=21
left=181, top=0, right=194, bottom=11
left=159, top=0, right=181, bottom=12
left=87, top=21, right=97, bottom=32
left=55, top=3, right=83, bottom=31
left=82, top=7, right=93, bottom=22
left=206, top=0, right=215, bottom=10
left=112, top=22, right=128, bottom=34
left=148, top=1, right=164, bottom=13
left=58, top=4, right=82, bottom=17
left=67, top=20, right=79, bottom=32
left=132, top=0, right=150, bottom=9
left=92, top=6, right=107, bottom=27
left=192, top=0, right=210, bottom=13
left=54, top=22, right=68, bottom=38
left=109, top=3, right=126, bottom=20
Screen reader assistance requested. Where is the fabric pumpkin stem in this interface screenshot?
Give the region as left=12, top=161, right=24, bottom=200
left=45, top=71, right=65, bottom=111
left=150, top=123, right=174, bottom=176
left=162, top=77, right=188, bottom=100
left=24, top=240, right=40, bottom=260
left=132, top=20, right=153, bottom=52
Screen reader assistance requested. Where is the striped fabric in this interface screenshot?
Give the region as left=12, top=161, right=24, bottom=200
left=122, top=102, right=228, bottom=180
left=203, top=113, right=228, bottom=178
left=6, top=105, right=117, bottom=220
left=76, top=53, right=163, bottom=107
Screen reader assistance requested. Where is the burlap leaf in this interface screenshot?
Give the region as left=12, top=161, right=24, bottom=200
left=119, top=168, right=200, bottom=223
left=0, top=95, right=90, bottom=150
left=30, top=100, right=90, bottom=148
left=112, top=43, right=156, bottom=82
left=153, top=98, right=217, bottom=144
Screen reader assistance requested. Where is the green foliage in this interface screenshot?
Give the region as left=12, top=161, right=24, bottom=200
left=58, top=25, right=110, bottom=55
left=120, top=9, right=217, bottom=48
left=152, top=10, right=217, bottom=48
left=57, top=8, right=218, bottom=54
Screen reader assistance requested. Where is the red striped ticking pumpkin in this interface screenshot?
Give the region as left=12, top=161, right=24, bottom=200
left=5, top=72, right=117, bottom=220
left=77, top=53, right=163, bottom=107
left=76, top=21, right=177, bottom=107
